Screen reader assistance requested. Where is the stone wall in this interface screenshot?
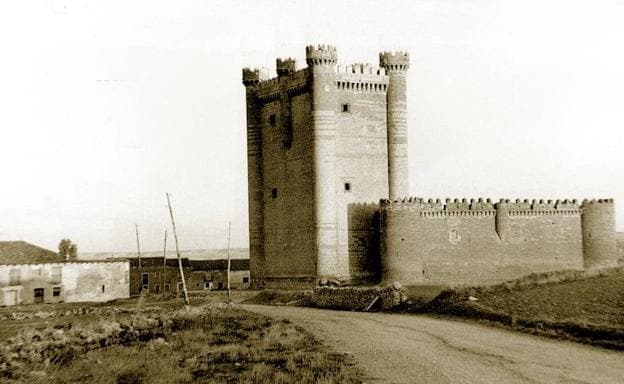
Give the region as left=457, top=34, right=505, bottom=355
left=347, top=202, right=382, bottom=283
left=381, top=198, right=584, bottom=286
left=260, top=87, right=317, bottom=281
left=334, top=67, right=389, bottom=281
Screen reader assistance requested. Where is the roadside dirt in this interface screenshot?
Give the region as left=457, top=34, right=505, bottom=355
left=243, top=304, right=624, bottom=384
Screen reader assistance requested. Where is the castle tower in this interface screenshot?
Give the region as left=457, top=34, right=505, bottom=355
left=306, top=45, right=339, bottom=279
left=380, top=51, right=410, bottom=200
left=581, top=199, right=617, bottom=268
left=242, top=68, right=265, bottom=286
left=243, top=45, right=395, bottom=287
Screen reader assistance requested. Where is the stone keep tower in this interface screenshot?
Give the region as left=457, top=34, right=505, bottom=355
left=242, top=45, right=408, bottom=287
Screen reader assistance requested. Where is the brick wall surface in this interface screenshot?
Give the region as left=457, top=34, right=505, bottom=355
left=381, top=200, right=584, bottom=286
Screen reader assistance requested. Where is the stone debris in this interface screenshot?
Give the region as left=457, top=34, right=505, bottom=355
left=310, top=283, right=407, bottom=311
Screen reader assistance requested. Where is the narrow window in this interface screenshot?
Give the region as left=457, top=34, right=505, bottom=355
left=53, top=287, right=61, bottom=297
left=164, top=284, right=170, bottom=292
left=344, top=182, right=351, bottom=192
left=341, top=103, right=350, bottom=113
left=269, top=114, right=276, bottom=126
left=142, top=273, right=149, bottom=285
left=101, top=285, right=106, bottom=293
left=449, top=229, right=461, bottom=243
left=271, top=187, right=278, bottom=199
left=154, top=284, right=160, bottom=293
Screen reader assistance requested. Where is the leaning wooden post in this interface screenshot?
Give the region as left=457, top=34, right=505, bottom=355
left=162, top=229, right=167, bottom=295
left=166, top=193, right=189, bottom=305
left=227, top=221, right=231, bottom=302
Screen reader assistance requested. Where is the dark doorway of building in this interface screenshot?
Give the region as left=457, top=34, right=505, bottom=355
left=34, top=288, right=44, bottom=304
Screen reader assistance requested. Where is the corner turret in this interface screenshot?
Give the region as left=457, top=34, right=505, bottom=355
left=379, top=51, right=410, bottom=71
left=276, top=58, right=296, bottom=77
left=306, top=44, right=339, bottom=282
left=306, top=44, right=337, bottom=66
left=581, top=199, right=617, bottom=268
left=242, top=68, right=260, bottom=87
left=379, top=51, right=410, bottom=199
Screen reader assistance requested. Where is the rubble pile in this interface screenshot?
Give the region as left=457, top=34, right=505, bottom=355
left=310, top=282, right=407, bottom=311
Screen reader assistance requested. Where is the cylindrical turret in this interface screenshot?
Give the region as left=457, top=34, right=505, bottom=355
left=242, top=68, right=265, bottom=287
left=495, top=199, right=512, bottom=241
left=581, top=199, right=617, bottom=268
left=306, top=45, right=339, bottom=280
left=380, top=200, right=424, bottom=284
left=380, top=51, right=410, bottom=200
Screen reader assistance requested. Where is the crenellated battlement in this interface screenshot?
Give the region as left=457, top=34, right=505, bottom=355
left=337, top=63, right=387, bottom=76
left=379, top=51, right=410, bottom=71
left=254, top=68, right=310, bottom=101
left=381, top=196, right=585, bottom=216
left=497, top=198, right=581, bottom=211
left=242, top=67, right=261, bottom=87
left=306, top=44, right=337, bottom=66
left=276, top=57, right=296, bottom=77
left=335, top=63, right=388, bottom=93
left=581, top=198, right=615, bottom=207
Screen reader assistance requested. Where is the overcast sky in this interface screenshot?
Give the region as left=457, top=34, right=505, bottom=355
left=1, top=0, right=623, bottom=253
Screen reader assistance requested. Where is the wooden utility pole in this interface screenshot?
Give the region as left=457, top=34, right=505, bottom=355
left=166, top=193, right=189, bottom=305
left=227, top=221, right=231, bottom=302
left=162, top=229, right=167, bottom=295
left=135, top=224, right=142, bottom=269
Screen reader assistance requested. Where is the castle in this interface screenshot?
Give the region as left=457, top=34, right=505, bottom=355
left=242, top=45, right=618, bottom=288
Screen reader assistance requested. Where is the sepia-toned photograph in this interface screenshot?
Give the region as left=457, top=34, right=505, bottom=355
left=1, top=1, right=623, bottom=383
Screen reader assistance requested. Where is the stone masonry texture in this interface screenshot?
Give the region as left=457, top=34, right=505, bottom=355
left=242, top=45, right=618, bottom=288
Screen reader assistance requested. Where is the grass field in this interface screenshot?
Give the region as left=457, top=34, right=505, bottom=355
left=425, top=267, right=624, bottom=349
left=0, top=296, right=362, bottom=383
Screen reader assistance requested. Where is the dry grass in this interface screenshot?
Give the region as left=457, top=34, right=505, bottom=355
left=424, top=267, right=624, bottom=349
left=1, top=304, right=362, bottom=383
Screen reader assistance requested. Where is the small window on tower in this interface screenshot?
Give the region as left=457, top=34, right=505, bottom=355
left=271, top=187, right=278, bottom=199
left=341, top=104, right=350, bottom=113
left=269, top=114, right=276, bottom=126
left=344, top=182, right=351, bottom=192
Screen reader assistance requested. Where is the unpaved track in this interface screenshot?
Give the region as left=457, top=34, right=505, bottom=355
left=242, top=305, right=624, bottom=384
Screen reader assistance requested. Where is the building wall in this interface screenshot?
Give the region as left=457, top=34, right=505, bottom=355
left=260, top=82, right=317, bottom=282
left=129, top=267, right=191, bottom=296
left=245, top=52, right=392, bottom=286
left=334, top=65, right=389, bottom=282
left=381, top=198, right=584, bottom=286
left=187, top=270, right=250, bottom=291
left=0, top=261, right=129, bottom=306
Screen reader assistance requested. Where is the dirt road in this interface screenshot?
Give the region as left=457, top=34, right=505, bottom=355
left=243, top=305, right=624, bottom=384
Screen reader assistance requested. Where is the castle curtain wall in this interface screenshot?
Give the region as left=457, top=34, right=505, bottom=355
left=381, top=199, right=585, bottom=286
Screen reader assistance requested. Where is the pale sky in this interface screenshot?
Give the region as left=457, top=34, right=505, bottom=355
left=1, top=0, right=623, bottom=253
